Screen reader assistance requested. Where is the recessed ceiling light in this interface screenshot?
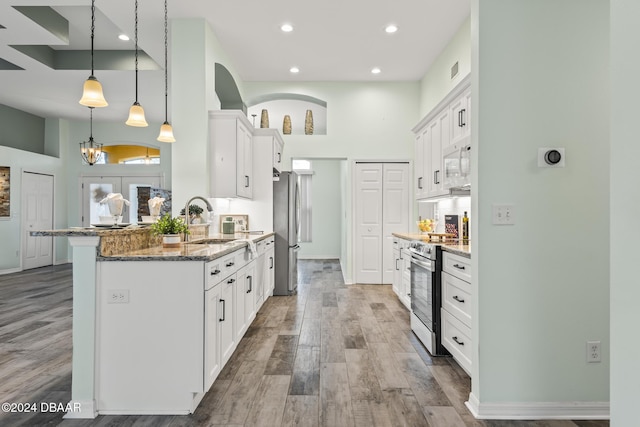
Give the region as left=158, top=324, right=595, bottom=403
left=371, top=67, right=381, bottom=74
left=290, top=67, right=300, bottom=73
left=118, top=34, right=130, bottom=41
left=385, top=24, right=398, bottom=34
left=281, top=24, right=293, bottom=33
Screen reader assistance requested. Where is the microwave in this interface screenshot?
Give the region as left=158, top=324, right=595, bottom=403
left=443, top=141, right=471, bottom=189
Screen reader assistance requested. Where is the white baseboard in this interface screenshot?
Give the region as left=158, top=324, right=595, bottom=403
left=54, top=259, right=72, bottom=265
left=0, top=267, right=21, bottom=276
left=466, top=392, right=610, bottom=420
left=63, top=400, right=97, bottom=419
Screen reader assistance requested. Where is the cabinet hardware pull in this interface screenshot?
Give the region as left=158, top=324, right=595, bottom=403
left=407, top=293, right=411, bottom=297
left=226, top=262, right=234, bottom=267
left=452, top=336, right=464, bottom=346
left=453, top=295, right=465, bottom=303
left=277, top=152, right=281, bottom=163
left=227, top=278, right=235, bottom=284
left=458, top=110, right=462, bottom=127
left=219, top=299, right=226, bottom=322
left=245, top=175, right=250, bottom=188
left=211, top=269, right=221, bottom=276
left=460, top=108, right=466, bottom=127
left=434, top=170, right=440, bottom=185
left=395, top=259, right=399, bottom=270
left=247, top=275, right=252, bottom=293
left=453, top=263, right=465, bottom=270
left=270, top=257, right=274, bottom=269
left=418, top=177, right=423, bottom=189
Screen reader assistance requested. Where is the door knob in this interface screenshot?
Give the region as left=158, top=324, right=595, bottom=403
left=367, top=227, right=372, bottom=232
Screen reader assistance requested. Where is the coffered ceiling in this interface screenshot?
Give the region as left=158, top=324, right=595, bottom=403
left=0, top=0, right=470, bottom=123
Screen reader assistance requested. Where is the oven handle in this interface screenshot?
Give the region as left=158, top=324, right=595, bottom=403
left=410, top=253, right=435, bottom=272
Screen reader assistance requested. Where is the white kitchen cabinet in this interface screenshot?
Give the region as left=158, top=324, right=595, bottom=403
left=240, top=259, right=257, bottom=333
left=448, top=86, right=471, bottom=149
left=392, top=239, right=402, bottom=296
left=209, top=110, right=254, bottom=199
left=204, top=280, right=221, bottom=391
left=413, top=74, right=470, bottom=200
left=441, top=250, right=473, bottom=376
left=264, top=237, right=275, bottom=299
left=254, top=240, right=265, bottom=310
left=219, top=273, right=236, bottom=366
left=272, top=132, right=284, bottom=172
left=400, top=246, right=412, bottom=310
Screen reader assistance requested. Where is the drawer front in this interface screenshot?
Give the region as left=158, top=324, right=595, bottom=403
left=442, top=272, right=472, bottom=327
left=441, top=308, right=472, bottom=375
left=442, top=251, right=471, bottom=282
left=207, top=249, right=243, bottom=288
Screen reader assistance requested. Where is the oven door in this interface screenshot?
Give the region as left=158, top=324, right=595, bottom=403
left=410, top=252, right=434, bottom=331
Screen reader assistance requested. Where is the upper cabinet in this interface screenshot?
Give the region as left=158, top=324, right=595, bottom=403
left=413, top=76, right=471, bottom=200
left=209, top=111, right=254, bottom=199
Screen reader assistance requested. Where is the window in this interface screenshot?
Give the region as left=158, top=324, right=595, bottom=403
left=293, top=160, right=313, bottom=242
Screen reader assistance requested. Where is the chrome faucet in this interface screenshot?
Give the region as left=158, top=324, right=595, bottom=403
left=184, top=196, right=214, bottom=241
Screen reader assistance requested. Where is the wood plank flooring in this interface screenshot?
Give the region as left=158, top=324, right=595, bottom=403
left=0, top=260, right=609, bottom=427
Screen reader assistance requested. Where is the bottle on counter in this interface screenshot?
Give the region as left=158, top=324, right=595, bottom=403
left=462, top=211, right=469, bottom=244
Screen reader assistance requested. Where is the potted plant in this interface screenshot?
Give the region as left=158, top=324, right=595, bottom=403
left=180, top=204, right=205, bottom=224
left=150, top=213, right=189, bottom=247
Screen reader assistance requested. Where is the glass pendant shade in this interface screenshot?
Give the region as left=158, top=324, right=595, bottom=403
left=80, top=137, right=103, bottom=166
left=157, top=121, right=176, bottom=143
left=79, top=76, right=108, bottom=107
left=126, top=102, right=148, bottom=127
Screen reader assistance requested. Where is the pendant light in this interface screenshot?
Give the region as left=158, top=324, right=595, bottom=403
left=80, top=108, right=103, bottom=165
left=157, top=0, right=175, bottom=142
left=144, top=147, right=151, bottom=165
left=79, top=0, right=108, bottom=107
left=125, top=0, right=148, bottom=127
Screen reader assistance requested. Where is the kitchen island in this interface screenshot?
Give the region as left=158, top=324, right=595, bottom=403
left=391, top=232, right=471, bottom=257
left=31, top=227, right=275, bottom=418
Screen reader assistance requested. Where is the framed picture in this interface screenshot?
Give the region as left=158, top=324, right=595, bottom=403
left=220, top=214, right=249, bottom=232
left=0, top=167, right=9, bottom=218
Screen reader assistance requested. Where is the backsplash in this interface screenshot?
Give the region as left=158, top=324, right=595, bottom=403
left=418, top=197, right=471, bottom=235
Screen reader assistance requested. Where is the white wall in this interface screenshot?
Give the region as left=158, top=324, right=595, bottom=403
left=419, top=16, right=471, bottom=118
left=610, top=0, right=640, bottom=424
left=471, top=0, right=609, bottom=412
left=0, top=119, right=69, bottom=272
left=297, top=159, right=345, bottom=259
left=244, top=82, right=419, bottom=282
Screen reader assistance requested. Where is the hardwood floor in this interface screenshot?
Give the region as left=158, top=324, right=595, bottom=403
left=0, top=261, right=609, bottom=427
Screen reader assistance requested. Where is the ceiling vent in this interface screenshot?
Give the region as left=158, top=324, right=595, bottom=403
left=451, top=61, right=459, bottom=79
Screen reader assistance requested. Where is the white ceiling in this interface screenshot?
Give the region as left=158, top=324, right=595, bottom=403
left=0, top=0, right=470, bottom=123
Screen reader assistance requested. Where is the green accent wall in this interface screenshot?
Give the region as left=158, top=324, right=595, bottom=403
left=0, top=104, right=45, bottom=154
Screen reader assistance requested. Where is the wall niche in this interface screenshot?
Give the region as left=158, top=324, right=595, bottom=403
left=247, top=93, right=327, bottom=136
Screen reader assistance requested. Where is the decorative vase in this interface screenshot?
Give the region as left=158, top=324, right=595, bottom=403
left=162, top=234, right=181, bottom=248
left=305, top=109, right=314, bottom=135
left=283, top=115, right=292, bottom=135
left=260, top=109, right=269, bottom=128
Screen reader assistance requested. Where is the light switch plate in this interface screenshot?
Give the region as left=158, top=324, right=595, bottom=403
left=492, top=204, right=516, bottom=225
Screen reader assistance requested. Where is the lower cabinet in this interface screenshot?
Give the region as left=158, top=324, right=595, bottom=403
left=440, top=251, right=473, bottom=376
left=236, top=259, right=256, bottom=341
left=391, top=237, right=411, bottom=310
left=264, top=239, right=275, bottom=299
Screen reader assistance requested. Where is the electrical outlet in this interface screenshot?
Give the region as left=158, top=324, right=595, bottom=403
left=107, top=289, right=130, bottom=304
left=586, top=340, right=601, bottom=363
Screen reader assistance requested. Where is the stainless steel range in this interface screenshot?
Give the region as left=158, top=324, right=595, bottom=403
left=409, top=240, right=449, bottom=356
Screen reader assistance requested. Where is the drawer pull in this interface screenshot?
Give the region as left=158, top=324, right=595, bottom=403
left=211, top=269, right=221, bottom=276
left=453, top=263, right=466, bottom=270
left=226, top=261, right=235, bottom=267
left=452, top=336, right=465, bottom=346
left=247, top=275, right=252, bottom=293
left=453, top=295, right=465, bottom=303
left=227, top=278, right=235, bottom=284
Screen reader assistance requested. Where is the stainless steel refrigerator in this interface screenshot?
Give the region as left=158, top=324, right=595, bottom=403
left=273, top=171, right=300, bottom=295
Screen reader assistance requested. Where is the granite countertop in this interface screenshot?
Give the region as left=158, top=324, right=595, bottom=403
left=30, top=226, right=151, bottom=237
left=392, top=232, right=471, bottom=258
left=98, top=232, right=274, bottom=262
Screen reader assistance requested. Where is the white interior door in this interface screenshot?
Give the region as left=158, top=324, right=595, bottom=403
left=382, top=163, right=410, bottom=283
left=355, top=163, right=383, bottom=284
left=22, top=172, right=54, bottom=270
left=81, top=177, right=121, bottom=226
left=122, top=176, right=161, bottom=224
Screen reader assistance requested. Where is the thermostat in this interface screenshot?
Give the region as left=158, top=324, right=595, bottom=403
left=538, top=147, right=565, bottom=167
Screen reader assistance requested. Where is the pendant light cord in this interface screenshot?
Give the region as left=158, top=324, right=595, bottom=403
left=134, top=0, right=139, bottom=103
left=89, top=107, right=93, bottom=140
left=164, top=0, right=168, bottom=123
left=90, top=0, right=95, bottom=74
